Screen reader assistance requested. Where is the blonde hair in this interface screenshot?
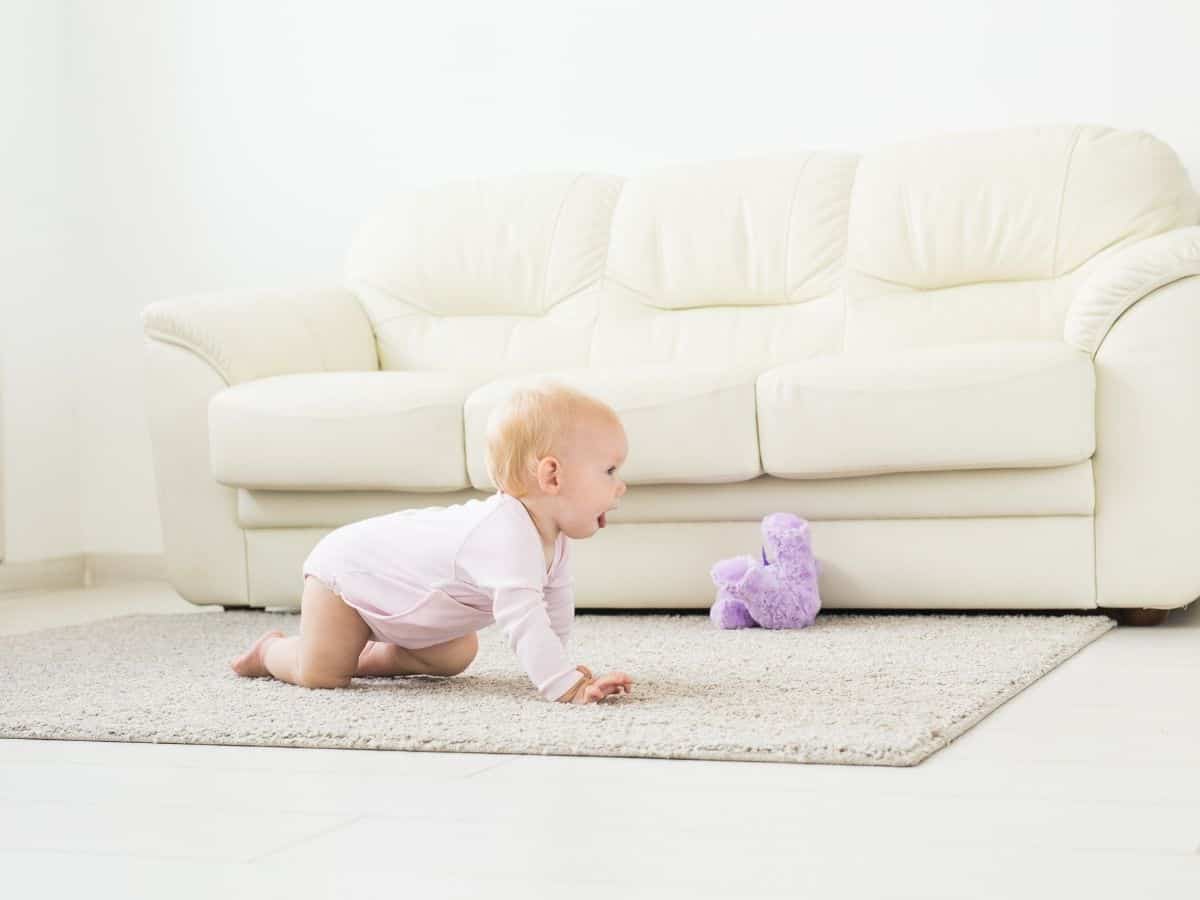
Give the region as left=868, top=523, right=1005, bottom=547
left=485, top=381, right=620, bottom=497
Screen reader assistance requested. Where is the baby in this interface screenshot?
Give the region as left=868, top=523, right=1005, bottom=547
left=232, top=381, right=633, bottom=704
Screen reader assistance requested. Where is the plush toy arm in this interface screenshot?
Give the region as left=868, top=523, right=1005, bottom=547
left=710, top=554, right=756, bottom=589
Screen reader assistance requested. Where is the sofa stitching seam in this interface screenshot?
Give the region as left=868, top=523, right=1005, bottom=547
left=1051, top=126, right=1084, bottom=279
left=144, top=330, right=233, bottom=387
left=541, top=174, right=586, bottom=311
left=590, top=178, right=626, bottom=367
left=783, top=154, right=815, bottom=300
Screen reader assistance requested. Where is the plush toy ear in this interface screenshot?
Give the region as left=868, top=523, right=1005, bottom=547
left=762, top=514, right=811, bottom=567
left=762, top=512, right=804, bottom=533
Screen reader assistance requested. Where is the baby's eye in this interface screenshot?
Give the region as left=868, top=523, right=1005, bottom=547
left=607, top=467, right=616, bottom=475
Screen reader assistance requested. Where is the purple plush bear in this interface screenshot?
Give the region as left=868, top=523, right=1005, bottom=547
left=709, top=513, right=821, bottom=629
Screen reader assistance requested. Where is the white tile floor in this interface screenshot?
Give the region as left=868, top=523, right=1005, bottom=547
left=1, top=581, right=1197, bottom=899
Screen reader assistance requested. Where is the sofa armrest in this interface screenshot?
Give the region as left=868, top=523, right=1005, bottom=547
left=142, top=287, right=378, bottom=385
left=1064, top=226, right=1200, bottom=355
left=143, top=286, right=377, bottom=607
left=1090, top=274, right=1200, bottom=608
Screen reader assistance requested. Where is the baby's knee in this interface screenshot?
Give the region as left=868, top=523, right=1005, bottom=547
left=457, top=631, right=479, bottom=670
left=439, top=632, right=478, bottom=676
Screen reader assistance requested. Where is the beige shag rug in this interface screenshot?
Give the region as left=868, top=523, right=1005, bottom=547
left=0, top=610, right=1113, bottom=766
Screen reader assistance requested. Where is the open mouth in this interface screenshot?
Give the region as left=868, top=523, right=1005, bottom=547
left=597, top=512, right=607, bottom=528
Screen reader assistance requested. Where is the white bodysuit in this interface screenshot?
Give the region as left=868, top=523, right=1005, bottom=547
left=302, top=491, right=581, bottom=701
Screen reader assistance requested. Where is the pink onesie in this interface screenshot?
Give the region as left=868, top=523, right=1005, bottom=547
left=302, top=491, right=581, bottom=701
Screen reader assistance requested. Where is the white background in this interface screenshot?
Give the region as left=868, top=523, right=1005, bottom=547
left=3, top=0, right=1198, bottom=562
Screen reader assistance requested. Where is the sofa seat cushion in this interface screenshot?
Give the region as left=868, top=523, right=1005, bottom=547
left=757, top=341, right=1095, bottom=478
left=463, top=365, right=763, bottom=489
left=209, top=371, right=484, bottom=490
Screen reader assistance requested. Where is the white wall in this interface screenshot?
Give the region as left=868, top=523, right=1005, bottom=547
left=7, top=0, right=1199, bottom=561
left=2, top=1, right=80, bottom=562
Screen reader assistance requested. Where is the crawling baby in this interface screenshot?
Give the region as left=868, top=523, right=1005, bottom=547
left=232, top=382, right=633, bottom=704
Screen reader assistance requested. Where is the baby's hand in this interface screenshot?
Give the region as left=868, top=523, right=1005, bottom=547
left=571, top=671, right=633, bottom=704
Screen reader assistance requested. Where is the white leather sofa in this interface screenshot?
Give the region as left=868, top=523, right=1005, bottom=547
left=143, top=124, right=1200, bottom=624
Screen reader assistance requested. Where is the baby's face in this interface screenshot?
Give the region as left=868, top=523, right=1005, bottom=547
left=555, top=416, right=628, bottom=539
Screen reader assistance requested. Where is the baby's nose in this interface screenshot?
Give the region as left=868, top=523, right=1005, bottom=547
left=617, top=480, right=627, bottom=497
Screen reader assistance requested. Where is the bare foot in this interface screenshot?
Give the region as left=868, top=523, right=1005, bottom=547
left=231, top=630, right=285, bottom=677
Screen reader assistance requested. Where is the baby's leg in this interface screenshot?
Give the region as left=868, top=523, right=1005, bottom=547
left=356, top=633, right=479, bottom=677
left=232, top=576, right=370, bottom=688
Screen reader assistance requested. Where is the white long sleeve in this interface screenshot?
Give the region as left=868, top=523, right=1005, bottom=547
left=491, top=586, right=581, bottom=700
left=544, top=540, right=575, bottom=650
left=454, top=496, right=581, bottom=701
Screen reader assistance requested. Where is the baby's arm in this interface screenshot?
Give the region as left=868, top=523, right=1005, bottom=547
left=494, top=588, right=633, bottom=703
left=544, top=578, right=574, bottom=650
left=459, top=518, right=631, bottom=702
left=492, top=587, right=588, bottom=700
left=544, top=565, right=632, bottom=702
left=544, top=535, right=574, bottom=649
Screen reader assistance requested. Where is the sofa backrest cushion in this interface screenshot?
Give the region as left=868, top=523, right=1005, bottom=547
left=345, top=173, right=623, bottom=374
left=345, top=125, right=1199, bottom=370
left=604, top=153, right=859, bottom=309
left=591, top=152, right=858, bottom=368
left=347, top=172, right=623, bottom=317
left=843, top=125, right=1200, bottom=350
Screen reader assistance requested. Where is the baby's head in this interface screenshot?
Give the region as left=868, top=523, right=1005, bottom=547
left=485, top=382, right=628, bottom=539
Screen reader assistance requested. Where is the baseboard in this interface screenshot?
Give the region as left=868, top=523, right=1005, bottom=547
left=0, top=553, right=167, bottom=593
left=0, top=556, right=87, bottom=593
left=84, top=553, right=168, bottom=586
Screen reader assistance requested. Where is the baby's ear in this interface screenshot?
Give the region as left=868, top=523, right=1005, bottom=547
left=535, top=455, right=563, bottom=494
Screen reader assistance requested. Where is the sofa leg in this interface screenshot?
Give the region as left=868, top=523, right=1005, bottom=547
left=1103, top=607, right=1170, bottom=627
